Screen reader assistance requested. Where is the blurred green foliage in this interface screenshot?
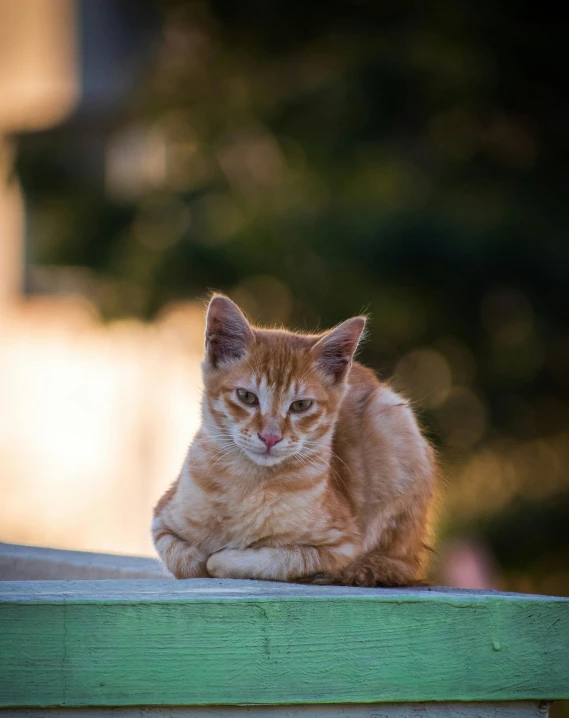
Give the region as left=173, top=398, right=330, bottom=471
left=15, top=0, right=569, bottom=596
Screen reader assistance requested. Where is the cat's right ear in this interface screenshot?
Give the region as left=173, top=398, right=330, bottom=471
left=312, top=316, right=366, bottom=383
left=205, top=295, right=254, bottom=368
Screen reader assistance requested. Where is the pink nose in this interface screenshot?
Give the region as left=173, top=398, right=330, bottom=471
left=258, top=432, right=282, bottom=450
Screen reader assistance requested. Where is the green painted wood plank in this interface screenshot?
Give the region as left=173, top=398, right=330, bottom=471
left=0, top=580, right=568, bottom=707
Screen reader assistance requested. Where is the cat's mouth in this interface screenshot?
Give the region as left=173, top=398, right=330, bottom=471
left=242, top=446, right=291, bottom=467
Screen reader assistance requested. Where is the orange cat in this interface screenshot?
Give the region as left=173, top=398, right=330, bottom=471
left=152, top=295, right=436, bottom=586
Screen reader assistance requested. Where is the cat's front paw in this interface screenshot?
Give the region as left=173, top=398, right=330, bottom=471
left=206, top=549, right=243, bottom=578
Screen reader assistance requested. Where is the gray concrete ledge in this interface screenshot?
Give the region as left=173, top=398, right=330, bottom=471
left=0, top=702, right=551, bottom=718
left=0, top=542, right=170, bottom=580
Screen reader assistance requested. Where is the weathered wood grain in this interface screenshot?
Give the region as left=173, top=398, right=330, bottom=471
left=0, top=580, right=567, bottom=707
left=0, top=701, right=552, bottom=717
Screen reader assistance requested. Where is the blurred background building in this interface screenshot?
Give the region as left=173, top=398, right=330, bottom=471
left=1, top=0, right=568, bottom=603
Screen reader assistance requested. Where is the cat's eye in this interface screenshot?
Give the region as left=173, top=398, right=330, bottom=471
left=290, top=399, right=313, bottom=413
left=236, top=388, right=259, bottom=406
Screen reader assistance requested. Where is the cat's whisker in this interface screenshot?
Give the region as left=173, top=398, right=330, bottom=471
left=296, top=449, right=350, bottom=494
left=208, top=447, right=240, bottom=469
left=327, top=449, right=355, bottom=479
left=192, top=439, right=235, bottom=451
left=298, top=440, right=353, bottom=478
left=190, top=437, right=235, bottom=451
left=190, top=432, right=236, bottom=447
left=209, top=443, right=237, bottom=458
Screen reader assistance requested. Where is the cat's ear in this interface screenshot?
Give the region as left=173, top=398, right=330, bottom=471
left=312, top=317, right=366, bottom=382
left=205, top=295, right=254, bottom=368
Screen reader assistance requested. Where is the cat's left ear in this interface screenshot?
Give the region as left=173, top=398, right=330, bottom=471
left=312, top=316, right=366, bottom=383
left=205, top=295, right=254, bottom=368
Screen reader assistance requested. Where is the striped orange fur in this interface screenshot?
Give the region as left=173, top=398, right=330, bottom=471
left=152, top=295, right=436, bottom=586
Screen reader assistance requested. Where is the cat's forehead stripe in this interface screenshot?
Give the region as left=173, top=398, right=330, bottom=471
left=253, top=352, right=305, bottom=397
left=257, top=375, right=271, bottom=414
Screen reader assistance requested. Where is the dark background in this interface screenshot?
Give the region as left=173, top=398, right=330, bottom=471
left=14, top=0, right=569, bottom=601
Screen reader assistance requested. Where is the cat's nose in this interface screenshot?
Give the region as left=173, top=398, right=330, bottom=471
left=258, top=432, right=283, bottom=450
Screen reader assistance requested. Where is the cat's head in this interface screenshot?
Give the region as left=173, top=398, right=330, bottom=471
left=201, top=295, right=365, bottom=467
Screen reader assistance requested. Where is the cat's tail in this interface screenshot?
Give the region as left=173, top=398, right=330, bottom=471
left=303, top=551, right=425, bottom=588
